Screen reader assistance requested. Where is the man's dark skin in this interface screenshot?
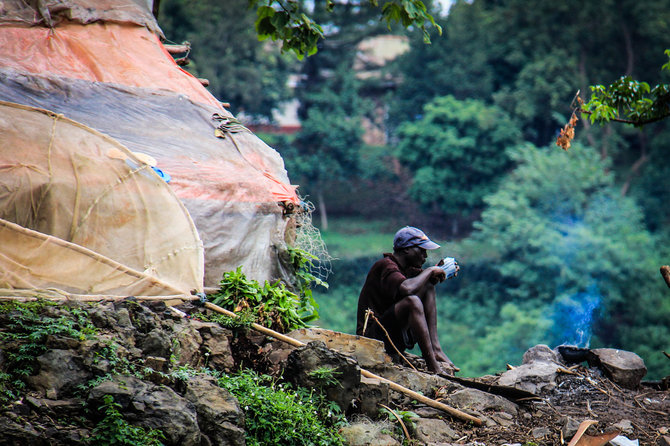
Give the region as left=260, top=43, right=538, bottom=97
left=393, top=245, right=458, bottom=374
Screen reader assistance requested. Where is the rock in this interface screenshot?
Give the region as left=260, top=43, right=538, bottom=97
left=145, top=356, right=168, bottom=372
left=284, top=341, right=361, bottom=413
left=374, top=363, right=459, bottom=398
left=588, top=348, right=647, bottom=389
left=497, top=361, right=560, bottom=394
left=359, top=375, right=390, bottom=417
left=0, top=416, right=42, bottom=444
left=137, top=328, right=172, bottom=358
left=183, top=375, right=245, bottom=446
left=531, top=426, right=552, bottom=438
left=201, top=328, right=234, bottom=371
left=339, top=420, right=401, bottom=446
left=288, top=328, right=392, bottom=369
left=447, top=388, right=518, bottom=416
left=27, top=349, right=90, bottom=398
left=523, top=344, right=559, bottom=364
left=115, top=307, right=133, bottom=328
left=24, top=397, right=83, bottom=417
left=614, top=419, right=634, bottom=435
left=88, top=376, right=201, bottom=445
left=609, top=436, right=640, bottom=446
left=172, top=322, right=204, bottom=366
left=489, top=411, right=514, bottom=427
left=560, top=415, right=581, bottom=439
left=414, top=417, right=460, bottom=444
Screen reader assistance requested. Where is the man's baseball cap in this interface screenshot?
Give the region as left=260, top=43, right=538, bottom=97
left=393, top=226, right=440, bottom=250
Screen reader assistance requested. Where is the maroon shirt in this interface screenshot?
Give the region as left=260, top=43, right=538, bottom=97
left=356, top=253, right=421, bottom=335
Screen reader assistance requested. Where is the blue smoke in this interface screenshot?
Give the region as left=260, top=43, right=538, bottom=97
left=549, top=283, right=601, bottom=347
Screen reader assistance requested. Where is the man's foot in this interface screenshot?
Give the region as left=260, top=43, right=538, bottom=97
left=435, top=351, right=460, bottom=372
left=425, top=357, right=443, bottom=374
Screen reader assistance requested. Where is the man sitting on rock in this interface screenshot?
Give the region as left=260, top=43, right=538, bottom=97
left=356, top=226, right=459, bottom=375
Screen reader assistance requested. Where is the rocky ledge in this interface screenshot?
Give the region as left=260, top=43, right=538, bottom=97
left=0, top=298, right=667, bottom=446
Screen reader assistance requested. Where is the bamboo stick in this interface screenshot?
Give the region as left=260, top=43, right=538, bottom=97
left=0, top=294, right=481, bottom=425
left=202, top=301, right=482, bottom=426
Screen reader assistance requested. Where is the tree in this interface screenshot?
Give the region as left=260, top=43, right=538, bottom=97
left=456, top=143, right=669, bottom=377
left=286, top=67, right=366, bottom=229
left=395, top=95, right=520, bottom=220
left=578, top=49, right=670, bottom=127
left=158, top=0, right=295, bottom=120
left=247, top=0, right=441, bottom=58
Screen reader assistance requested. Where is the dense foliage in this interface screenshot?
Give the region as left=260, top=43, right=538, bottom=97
left=218, top=369, right=345, bottom=445
left=209, top=266, right=319, bottom=333
left=0, top=301, right=97, bottom=402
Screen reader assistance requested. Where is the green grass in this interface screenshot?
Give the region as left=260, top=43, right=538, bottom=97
left=317, top=217, right=397, bottom=258
left=317, top=217, right=456, bottom=263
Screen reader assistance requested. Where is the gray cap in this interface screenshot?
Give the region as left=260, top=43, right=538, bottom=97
left=393, top=226, right=440, bottom=250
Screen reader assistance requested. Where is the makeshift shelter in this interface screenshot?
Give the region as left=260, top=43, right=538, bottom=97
left=0, top=0, right=300, bottom=296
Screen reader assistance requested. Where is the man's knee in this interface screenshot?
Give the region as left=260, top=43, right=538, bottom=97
left=405, top=294, right=425, bottom=314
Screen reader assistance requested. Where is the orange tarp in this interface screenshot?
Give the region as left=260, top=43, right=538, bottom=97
left=0, top=22, right=221, bottom=109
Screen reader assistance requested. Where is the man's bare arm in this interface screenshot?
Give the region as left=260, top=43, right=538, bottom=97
left=398, top=267, right=446, bottom=297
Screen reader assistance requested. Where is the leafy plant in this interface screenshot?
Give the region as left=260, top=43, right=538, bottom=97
left=210, top=266, right=318, bottom=333
left=248, top=0, right=440, bottom=58
left=308, top=366, right=342, bottom=389
left=89, top=394, right=165, bottom=446
left=581, top=49, right=670, bottom=127
left=0, top=300, right=97, bottom=402
left=217, top=369, right=345, bottom=446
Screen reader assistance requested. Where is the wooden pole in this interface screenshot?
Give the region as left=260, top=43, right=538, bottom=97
left=203, top=301, right=482, bottom=426
left=0, top=294, right=481, bottom=425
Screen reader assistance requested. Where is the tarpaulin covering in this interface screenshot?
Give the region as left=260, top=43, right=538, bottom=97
left=0, top=0, right=161, bottom=34
left=0, top=101, right=203, bottom=295
left=0, top=1, right=300, bottom=291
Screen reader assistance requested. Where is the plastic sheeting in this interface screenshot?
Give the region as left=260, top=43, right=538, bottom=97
left=0, top=101, right=204, bottom=295
left=0, top=14, right=301, bottom=290
left=0, top=23, right=217, bottom=108
left=0, top=0, right=161, bottom=34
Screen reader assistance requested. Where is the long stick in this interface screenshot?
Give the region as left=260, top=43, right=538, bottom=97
left=0, top=294, right=481, bottom=425
left=203, top=302, right=482, bottom=426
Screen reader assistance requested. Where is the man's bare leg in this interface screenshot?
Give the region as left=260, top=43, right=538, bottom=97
left=421, top=286, right=459, bottom=371
left=395, top=296, right=442, bottom=373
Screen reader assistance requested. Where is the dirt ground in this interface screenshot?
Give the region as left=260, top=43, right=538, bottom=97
left=435, top=366, right=669, bottom=445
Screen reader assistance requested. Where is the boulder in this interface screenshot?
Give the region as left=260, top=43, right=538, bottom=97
left=137, top=327, right=172, bottom=358
left=288, top=328, right=392, bottom=369
left=447, top=388, right=518, bottom=416
left=88, top=376, right=201, bottom=445
left=414, top=417, right=460, bottom=444
left=588, top=348, right=647, bottom=389
left=339, top=420, right=401, bottom=446
left=359, top=375, right=390, bottom=417
left=497, top=360, right=560, bottom=394
left=27, top=349, right=90, bottom=398
left=172, top=322, right=204, bottom=366
left=284, top=341, right=361, bottom=413
left=0, top=416, right=43, bottom=445
left=522, top=344, right=559, bottom=364
left=200, top=327, right=234, bottom=371
left=183, top=375, right=245, bottom=446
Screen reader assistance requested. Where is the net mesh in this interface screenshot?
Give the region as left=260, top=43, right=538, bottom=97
left=293, top=200, right=332, bottom=283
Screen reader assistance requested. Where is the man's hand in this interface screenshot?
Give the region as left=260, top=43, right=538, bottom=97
left=428, top=266, right=446, bottom=284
